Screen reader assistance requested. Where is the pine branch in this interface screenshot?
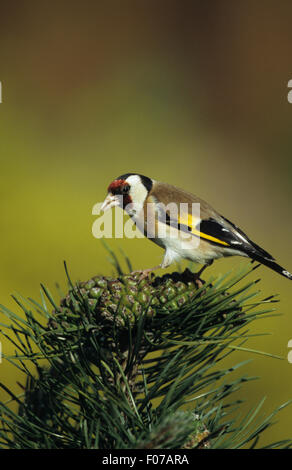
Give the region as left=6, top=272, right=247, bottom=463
left=0, top=252, right=291, bottom=449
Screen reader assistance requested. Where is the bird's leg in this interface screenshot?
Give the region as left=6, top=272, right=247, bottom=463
left=131, top=265, right=161, bottom=280
left=193, top=260, right=214, bottom=288
left=130, top=250, right=173, bottom=280
left=196, top=262, right=212, bottom=278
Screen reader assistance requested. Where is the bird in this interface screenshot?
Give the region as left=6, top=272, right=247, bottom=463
left=101, top=173, right=292, bottom=281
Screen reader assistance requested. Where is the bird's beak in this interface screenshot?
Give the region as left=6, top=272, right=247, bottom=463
left=100, top=194, right=121, bottom=212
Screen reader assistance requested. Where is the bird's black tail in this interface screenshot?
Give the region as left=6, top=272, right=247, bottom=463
left=248, top=251, right=292, bottom=280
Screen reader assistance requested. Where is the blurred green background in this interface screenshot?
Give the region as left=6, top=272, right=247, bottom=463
left=0, top=0, right=292, bottom=446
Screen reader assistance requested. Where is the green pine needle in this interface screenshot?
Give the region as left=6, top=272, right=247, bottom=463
left=0, top=255, right=291, bottom=449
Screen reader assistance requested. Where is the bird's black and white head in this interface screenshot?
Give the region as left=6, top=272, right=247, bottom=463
left=101, top=173, right=153, bottom=216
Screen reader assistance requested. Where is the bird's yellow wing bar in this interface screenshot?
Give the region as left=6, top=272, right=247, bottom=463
left=178, top=213, right=230, bottom=247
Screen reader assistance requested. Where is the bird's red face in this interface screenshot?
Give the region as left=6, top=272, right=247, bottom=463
left=101, top=178, right=132, bottom=212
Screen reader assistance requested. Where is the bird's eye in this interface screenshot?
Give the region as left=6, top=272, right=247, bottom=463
left=122, top=184, right=130, bottom=194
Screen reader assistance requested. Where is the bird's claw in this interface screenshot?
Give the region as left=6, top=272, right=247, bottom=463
left=130, top=268, right=155, bottom=281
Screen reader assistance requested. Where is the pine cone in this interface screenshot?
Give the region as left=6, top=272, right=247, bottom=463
left=45, top=269, right=204, bottom=389
left=49, top=268, right=201, bottom=333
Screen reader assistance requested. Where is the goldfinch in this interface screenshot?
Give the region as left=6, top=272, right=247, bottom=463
left=101, top=173, right=292, bottom=280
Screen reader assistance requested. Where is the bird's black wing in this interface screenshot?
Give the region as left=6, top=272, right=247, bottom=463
left=197, top=216, right=292, bottom=279
left=157, top=205, right=292, bottom=279
left=199, top=216, right=275, bottom=259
